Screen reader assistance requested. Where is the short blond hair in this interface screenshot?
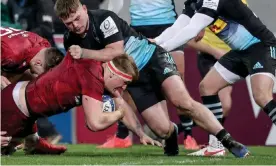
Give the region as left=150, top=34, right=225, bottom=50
left=112, top=54, right=139, bottom=82
left=54, top=0, right=81, bottom=19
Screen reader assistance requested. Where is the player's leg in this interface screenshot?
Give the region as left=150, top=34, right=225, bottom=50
left=218, top=86, right=233, bottom=124
left=191, top=52, right=228, bottom=156
left=1, top=82, right=66, bottom=155
left=172, top=49, right=199, bottom=150
left=198, top=51, right=249, bottom=155
left=127, top=65, right=179, bottom=156
left=158, top=50, right=249, bottom=157
left=140, top=100, right=179, bottom=156
left=198, top=52, right=233, bottom=127
left=247, top=44, right=276, bottom=125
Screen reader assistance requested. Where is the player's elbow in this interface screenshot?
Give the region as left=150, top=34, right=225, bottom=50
left=86, top=120, right=104, bottom=132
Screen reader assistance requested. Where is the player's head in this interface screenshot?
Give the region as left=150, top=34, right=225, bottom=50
left=103, top=54, right=139, bottom=96
left=55, top=0, right=88, bottom=35
left=30, top=48, right=64, bottom=76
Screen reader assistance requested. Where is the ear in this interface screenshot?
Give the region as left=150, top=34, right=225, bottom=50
left=82, top=4, right=87, bottom=12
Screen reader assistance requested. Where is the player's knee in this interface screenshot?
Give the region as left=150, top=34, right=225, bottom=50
left=199, top=80, right=217, bottom=96
left=155, top=125, right=172, bottom=139
left=171, top=97, right=194, bottom=114
left=252, top=90, right=271, bottom=108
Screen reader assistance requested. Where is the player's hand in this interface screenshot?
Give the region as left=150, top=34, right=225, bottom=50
left=1, top=75, right=11, bottom=90
left=140, top=134, right=163, bottom=147
left=69, top=45, right=83, bottom=59
left=148, top=38, right=156, bottom=43
left=1, top=131, right=12, bottom=147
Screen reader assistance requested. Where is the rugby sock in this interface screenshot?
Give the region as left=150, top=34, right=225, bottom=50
left=177, top=115, right=193, bottom=139
left=201, top=95, right=223, bottom=123
left=263, top=100, right=276, bottom=125
left=215, top=129, right=238, bottom=150
left=164, top=123, right=179, bottom=156
left=116, top=121, right=129, bottom=139
left=202, top=95, right=225, bottom=149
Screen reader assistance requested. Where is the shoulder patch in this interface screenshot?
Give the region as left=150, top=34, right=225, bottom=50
left=100, top=16, right=119, bottom=38
left=202, top=0, right=220, bottom=11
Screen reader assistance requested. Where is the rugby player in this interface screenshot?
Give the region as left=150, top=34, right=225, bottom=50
left=1, top=51, right=161, bottom=155
left=55, top=0, right=249, bottom=157
left=99, top=0, right=199, bottom=150
left=1, top=27, right=64, bottom=87
left=155, top=0, right=276, bottom=155
left=1, top=27, right=66, bottom=155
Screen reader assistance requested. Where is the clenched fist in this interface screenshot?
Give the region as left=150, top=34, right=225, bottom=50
left=69, top=45, right=83, bottom=59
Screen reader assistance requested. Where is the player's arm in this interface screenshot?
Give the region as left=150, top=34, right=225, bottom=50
left=154, top=0, right=199, bottom=45
left=82, top=95, right=124, bottom=131
left=114, top=96, right=143, bottom=136
left=161, top=13, right=214, bottom=52
left=81, top=41, right=124, bottom=62
left=154, top=14, right=191, bottom=45
left=187, top=39, right=227, bottom=59
left=70, top=11, right=125, bottom=62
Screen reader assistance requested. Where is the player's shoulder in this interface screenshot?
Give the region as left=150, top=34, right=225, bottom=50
left=89, top=9, right=117, bottom=17
left=89, top=9, right=119, bottom=24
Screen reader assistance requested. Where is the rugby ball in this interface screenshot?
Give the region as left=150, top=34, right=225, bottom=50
left=102, top=95, right=116, bottom=112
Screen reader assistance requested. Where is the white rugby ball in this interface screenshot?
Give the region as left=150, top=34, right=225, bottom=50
left=102, top=95, right=116, bottom=112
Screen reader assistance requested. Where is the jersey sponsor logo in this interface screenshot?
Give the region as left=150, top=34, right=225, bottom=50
left=202, top=0, right=220, bottom=11
left=209, top=18, right=227, bottom=34
left=100, top=16, right=119, bottom=38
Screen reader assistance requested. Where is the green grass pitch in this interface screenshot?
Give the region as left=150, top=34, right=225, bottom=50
left=1, top=145, right=276, bottom=165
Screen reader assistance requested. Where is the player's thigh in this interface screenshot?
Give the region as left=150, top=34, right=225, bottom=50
left=200, top=50, right=247, bottom=95
left=147, top=48, right=193, bottom=110
left=122, top=91, right=137, bottom=112
left=1, top=83, right=34, bottom=138
left=127, top=65, right=165, bottom=114
left=141, top=100, right=171, bottom=137
left=197, top=51, right=217, bottom=78
left=171, top=50, right=185, bottom=78
left=245, top=43, right=276, bottom=106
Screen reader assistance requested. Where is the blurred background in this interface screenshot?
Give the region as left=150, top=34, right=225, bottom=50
left=1, top=0, right=275, bottom=145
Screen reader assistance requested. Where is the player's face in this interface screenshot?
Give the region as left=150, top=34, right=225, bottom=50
left=29, top=49, right=47, bottom=77
left=62, top=5, right=88, bottom=35
left=104, top=68, right=129, bottom=97
left=29, top=60, right=45, bottom=77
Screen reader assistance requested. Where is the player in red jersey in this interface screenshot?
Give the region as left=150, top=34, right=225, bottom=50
left=1, top=51, right=161, bottom=155
left=1, top=27, right=64, bottom=89
left=1, top=27, right=66, bottom=155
